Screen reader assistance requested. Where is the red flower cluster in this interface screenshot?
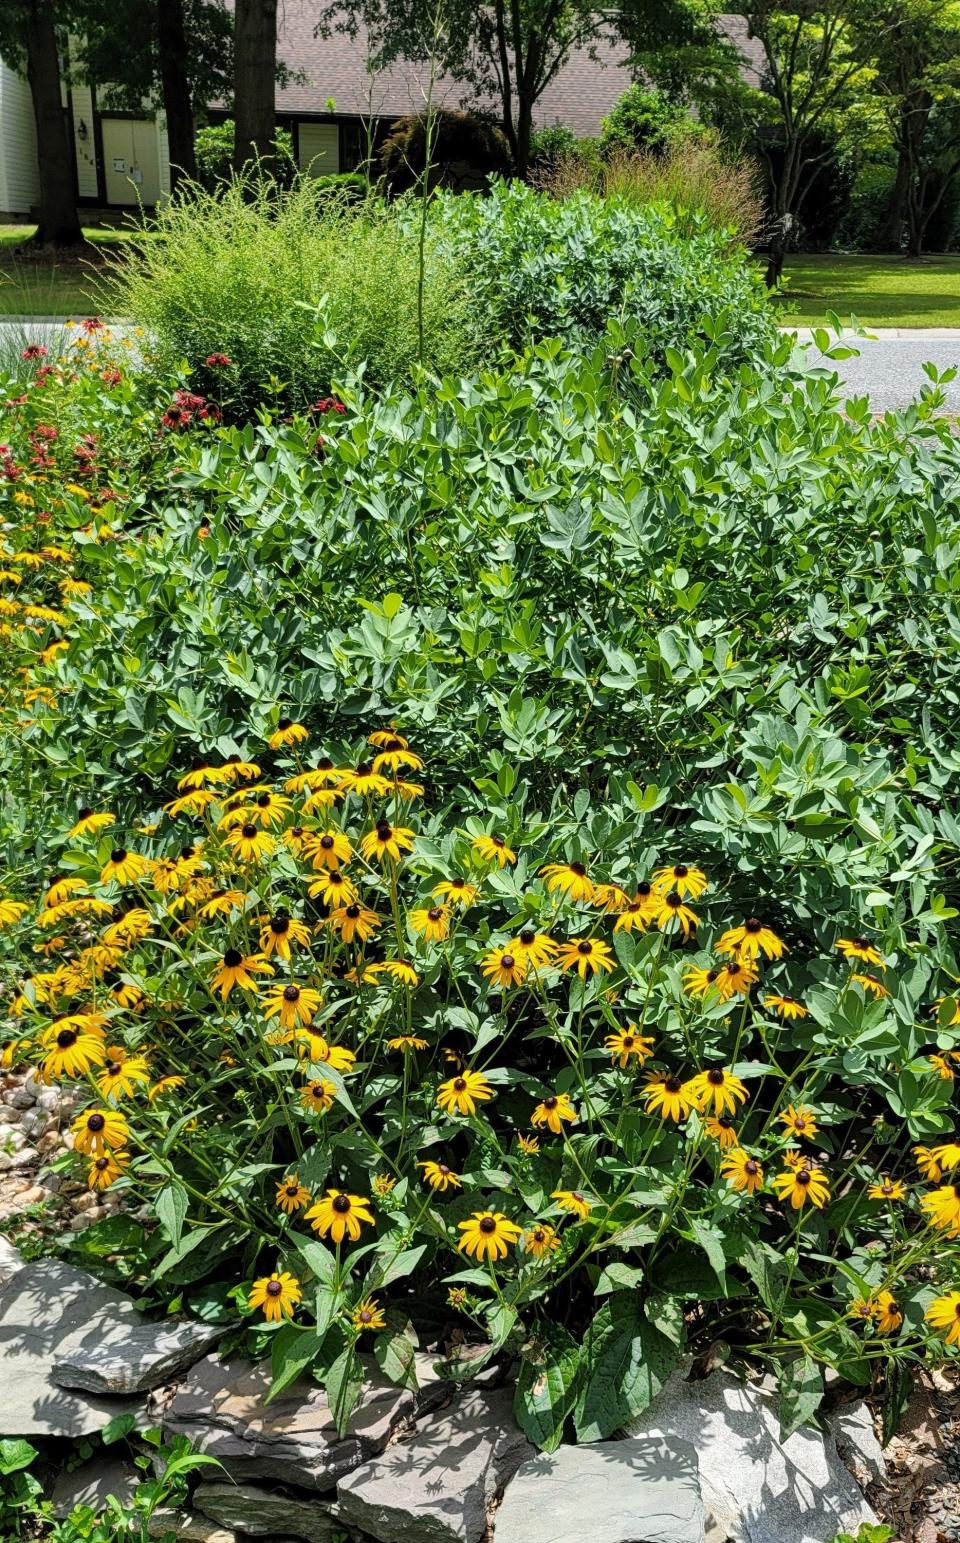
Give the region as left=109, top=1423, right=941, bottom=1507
left=27, top=423, right=58, bottom=470
left=310, top=397, right=346, bottom=415
left=80, top=317, right=106, bottom=334
left=100, top=367, right=122, bottom=387
left=21, top=344, right=49, bottom=361
left=160, top=389, right=221, bottom=432
left=204, top=353, right=232, bottom=367
left=73, top=432, right=100, bottom=475
left=0, top=445, right=21, bottom=481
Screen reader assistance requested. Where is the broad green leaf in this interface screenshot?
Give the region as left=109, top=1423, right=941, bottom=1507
left=574, top=1294, right=682, bottom=1441
left=778, top=1355, right=823, bottom=1440
left=514, top=1324, right=580, bottom=1452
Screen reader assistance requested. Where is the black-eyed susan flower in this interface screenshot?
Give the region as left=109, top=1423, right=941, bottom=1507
left=41, top=1021, right=107, bottom=1079
left=436, top=1069, right=493, bottom=1117
left=773, top=1163, right=830, bottom=1210
left=328, top=903, right=381, bottom=944
left=551, top=1188, right=592, bottom=1220
left=198, top=888, right=246, bottom=920
left=868, top=1175, right=906, bottom=1202
left=875, top=1291, right=903, bottom=1333
left=387, top=1034, right=428, bottom=1052
left=87, top=1150, right=129, bottom=1190
left=591, top=883, right=630, bottom=915
left=604, top=1025, right=654, bottom=1068
left=409, top=905, right=450, bottom=942
left=360, top=822, right=415, bottom=863
left=246, top=790, right=293, bottom=829
left=717, top=918, right=785, bottom=962
left=68, top=809, right=115, bottom=839
left=652, top=889, right=699, bottom=938
left=166, top=788, right=218, bottom=818
left=531, top=1092, right=576, bottom=1134
left=148, top=1075, right=186, bottom=1101
left=372, top=739, right=423, bottom=774
left=293, top=756, right=343, bottom=789
left=779, top=1104, right=818, bottom=1140
left=851, top=973, right=889, bottom=1000
left=306, top=832, right=352, bottom=871
left=683, top=965, right=721, bottom=999
left=652, top=863, right=708, bottom=900
left=555, top=938, right=614, bottom=979
left=921, top=1183, right=960, bottom=1235
left=71, top=1106, right=128, bottom=1155
left=300, top=1078, right=336, bottom=1114
left=480, top=946, right=527, bottom=990
left=176, top=761, right=217, bottom=790
left=225, top=823, right=275, bottom=862
left=0, top=899, right=29, bottom=928
left=836, top=937, right=883, bottom=966
left=849, top=1296, right=877, bottom=1324
left=517, top=1134, right=540, bottom=1154
left=302, top=787, right=343, bottom=815
left=305, top=1189, right=375, bottom=1243
left=103, top=908, right=152, bottom=947
left=764, top=993, right=809, bottom=1020
left=644, top=1072, right=693, bottom=1122
left=373, top=1173, right=396, bottom=1199
left=268, top=718, right=308, bottom=750
left=932, top=1141, right=960, bottom=1172
left=308, top=869, right=358, bottom=906
left=420, top=1160, right=461, bottom=1191
left=915, top=1145, right=944, bottom=1182
left=685, top=1067, right=748, bottom=1118
left=340, top=762, right=390, bottom=798
left=368, top=728, right=408, bottom=749
left=249, top=1270, right=302, bottom=1321
left=704, top=1114, right=739, bottom=1148
left=472, top=833, right=516, bottom=867
left=364, top=958, right=419, bottom=987
left=45, top=876, right=88, bottom=907
left=259, top=913, right=311, bottom=960
left=714, top=959, right=758, bottom=1001
left=933, top=994, right=960, bottom=1026
left=351, top=1296, right=386, bottom=1332
left=457, top=1210, right=522, bottom=1261
left=100, top=848, right=151, bottom=886
left=929, top=1054, right=955, bottom=1080
left=540, top=861, right=594, bottom=904
left=926, top=1290, right=960, bottom=1345
left=511, top=929, right=556, bottom=970
left=524, top=1223, right=560, bottom=1258
left=217, top=755, right=262, bottom=784
left=276, top=1174, right=311, bottom=1214
left=210, top=949, right=273, bottom=1000
left=432, top=877, right=478, bottom=907
left=95, top=1047, right=150, bottom=1100
left=720, top=1148, right=764, bottom=1195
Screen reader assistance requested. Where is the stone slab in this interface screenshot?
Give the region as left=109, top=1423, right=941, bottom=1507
left=826, top=1402, right=886, bottom=1487
left=493, top=1436, right=704, bottom=1543
left=54, top=1318, right=225, bottom=1394
left=628, top=1371, right=877, bottom=1543
left=163, top=1353, right=417, bottom=1492
left=337, top=1385, right=531, bottom=1543
left=52, top=1455, right=138, bottom=1519
left=194, top=1482, right=343, bottom=1542
left=0, top=1259, right=146, bottom=1435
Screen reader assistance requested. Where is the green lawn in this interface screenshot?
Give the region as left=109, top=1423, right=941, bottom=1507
left=0, top=225, right=138, bottom=316
left=775, top=252, right=960, bottom=328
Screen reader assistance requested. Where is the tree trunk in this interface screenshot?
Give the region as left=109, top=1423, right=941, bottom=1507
left=233, top=0, right=278, bottom=177
left=879, top=133, right=910, bottom=252
left=514, top=92, right=534, bottom=180
left=157, top=0, right=196, bottom=190
left=24, top=0, right=83, bottom=247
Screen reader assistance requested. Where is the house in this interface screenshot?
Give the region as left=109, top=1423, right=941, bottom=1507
left=0, top=7, right=763, bottom=220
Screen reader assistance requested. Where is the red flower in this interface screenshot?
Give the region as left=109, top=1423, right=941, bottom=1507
left=80, top=317, right=105, bottom=333
left=310, top=396, right=346, bottom=415
left=101, top=368, right=122, bottom=386
left=21, top=344, right=49, bottom=361
left=205, top=353, right=232, bottom=367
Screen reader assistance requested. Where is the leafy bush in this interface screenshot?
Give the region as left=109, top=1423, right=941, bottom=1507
left=103, top=177, right=480, bottom=409
left=599, top=84, right=701, bottom=158
left=379, top=110, right=513, bottom=193
left=194, top=119, right=296, bottom=192
left=529, top=122, right=580, bottom=172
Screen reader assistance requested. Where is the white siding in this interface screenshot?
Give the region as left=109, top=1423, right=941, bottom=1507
left=298, top=122, right=339, bottom=176
left=0, top=58, right=40, bottom=217
left=70, top=83, right=98, bottom=199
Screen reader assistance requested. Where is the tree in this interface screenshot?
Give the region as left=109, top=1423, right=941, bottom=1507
left=232, top=0, right=278, bottom=174
left=319, top=0, right=728, bottom=181
left=862, top=0, right=960, bottom=253
left=738, top=1, right=876, bottom=284
left=0, top=0, right=84, bottom=246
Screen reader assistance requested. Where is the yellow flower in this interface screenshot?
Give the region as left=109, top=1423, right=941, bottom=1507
left=268, top=718, right=309, bottom=750
left=531, top=1092, right=576, bottom=1134
left=714, top=959, right=758, bottom=1000
left=248, top=1270, right=302, bottom=1321
left=87, top=1150, right=129, bottom=1190
left=308, top=869, right=358, bottom=907
left=363, top=959, right=419, bottom=987
left=68, top=810, right=115, bottom=839
left=360, top=822, right=415, bottom=863
left=100, top=848, right=151, bottom=886
left=420, top=1160, right=461, bottom=1191
left=720, top=1148, right=764, bottom=1195
left=216, top=756, right=261, bottom=784
left=328, top=903, right=381, bottom=944
left=772, top=1163, right=831, bottom=1210
left=276, top=1175, right=312, bottom=1214
left=592, top=883, right=630, bottom=914
left=480, top=946, right=528, bottom=989
left=555, top=938, right=614, bottom=979
left=95, top=1048, right=150, bottom=1101
left=717, top=918, right=784, bottom=961
left=604, top=1025, right=654, bottom=1068
left=920, top=1182, right=960, bottom=1236
left=372, top=740, right=424, bottom=775
left=259, top=913, right=311, bottom=959
left=224, top=823, right=275, bottom=862
left=436, top=1069, right=493, bottom=1117
left=764, top=994, right=809, bottom=1020
left=71, top=1107, right=129, bottom=1155
left=518, top=1134, right=540, bottom=1154
left=651, top=889, right=699, bottom=937
left=40, top=1021, right=107, bottom=1080
left=432, top=877, right=478, bottom=907
left=210, top=950, right=274, bottom=1000
left=305, top=1189, right=375, bottom=1244
left=927, top=1290, right=960, bottom=1346
left=166, top=789, right=218, bottom=818
left=929, top=1054, right=955, bottom=1080
left=472, top=833, right=516, bottom=867
left=683, top=965, right=722, bottom=999
left=652, top=863, right=708, bottom=900
left=409, top=905, right=450, bottom=942
left=510, top=929, right=556, bottom=970
left=836, top=936, right=883, bottom=966
left=0, top=898, right=29, bottom=928
left=539, top=862, right=595, bottom=904
left=296, top=1033, right=356, bottom=1073
left=388, top=1034, right=429, bottom=1052
left=339, top=762, right=391, bottom=798
left=868, top=1175, right=906, bottom=1202
left=914, top=1145, right=943, bottom=1182
left=351, top=1296, right=386, bottom=1332
left=875, top=1290, right=903, bottom=1333
left=524, top=1223, right=560, bottom=1258
left=685, top=1068, right=748, bottom=1118
left=368, top=728, right=408, bottom=748
left=457, top=1210, right=522, bottom=1261
left=643, top=1073, right=693, bottom=1123
left=551, top=1188, right=592, bottom=1220
left=244, top=790, right=293, bottom=828
left=614, top=885, right=659, bottom=932
left=851, top=973, right=889, bottom=1000
left=779, top=1104, right=818, bottom=1140
left=148, top=1075, right=186, bottom=1101
left=932, top=1142, right=960, bottom=1171
left=300, top=1078, right=337, bottom=1114
left=704, top=1114, right=739, bottom=1147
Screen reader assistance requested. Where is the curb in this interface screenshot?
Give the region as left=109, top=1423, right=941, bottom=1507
left=782, top=326, right=960, bottom=340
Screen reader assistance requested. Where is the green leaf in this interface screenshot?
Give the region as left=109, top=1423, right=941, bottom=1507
left=374, top=1313, right=419, bottom=1389
left=778, top=1355, right=823, bottom=1439
left=514, top=1324, right=580, bottom=1452
left=298, top=1238, right=337, bottom=1285
left=325, top=1346, right=364, bottom=1437
left=101, top=1413, right=137, bottom=1445
left=155, top=1181, right=189, bottom=1250
left=0, top=1439, right=38, bottom=1476
left=267, top=1325, right=327, bottom=1404
left=596, top=1260, right=646, bottom=1295
left=377, top=1243, right=427, bottom=1288
left=574, top=1294, right=682, bottom=1441
left=487, top=1300, right=517, bottom=1350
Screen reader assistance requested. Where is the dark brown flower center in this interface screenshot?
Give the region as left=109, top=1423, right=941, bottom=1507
left=746, top=918, right=762, bottom=932
left=623, top=1035, right=634, bottom=1047
left=376, top=822, right=392, bottom=839
left=570, top=861, right=586, bottom=876
left=854, top=937, right=871, bottom=950
left=320, top=835, right=334, bottom=849
left=241, top=823, right=257, bottom=839
left=707, top=1069, right=725, bottom=1086
left=95, top=1156, right=109, bottom=1171
left=664, top=1077, right=683, bottom=1093
left=796, top=1170, right=811, bottom=1186
left=110, top=848, right=127, bottom=864
left=665, top=890, right=682, bottom=907
left=277, top=717, right=291, bottom=730
left=479, top=1216, right=497, bottom=1233
left=359, top=1309, right=373, bottom=1323
left=316, top=757, right=333, bottom=770
left=333, top=1194, right=351, bottom=1213
left=491, top=836, right=504, bottom=847
left=223, top=949, right=243, bottom=968
left=285, top=1184, right=299, bottom=1197
left=427, top=907, right=443, bottom=921
left=346, top=904, right=361, bottom=919
left=283, top=985, right=300, bottom=1002
left=543, top=1096, right=558, bottom=1109
left=271, top=916, right=290, bottom=934
left=745, top=1159, right=759, bottom=1175
left=86, top=1113, right=105, bottom=1132
left=453, top=1077, right=467, bottom=1091
left=78, top=805, right=92, bottom=820
left=56, top=1029, right=78, bottom=1049
left=266, top=1279, right=283, bottom=1296
left=577, top=941, right=592, bottom=955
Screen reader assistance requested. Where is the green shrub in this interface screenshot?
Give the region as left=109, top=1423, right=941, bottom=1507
left=194, top=118, right=296, bottom=191
left=599, top=84, right=701, bottom=158
left=104, top=177, right=480, bottom=409
left=379, top=110, right=513, bottom=193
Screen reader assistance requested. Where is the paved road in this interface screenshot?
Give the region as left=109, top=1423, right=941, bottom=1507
left=790, top=329, right=960, bottom=414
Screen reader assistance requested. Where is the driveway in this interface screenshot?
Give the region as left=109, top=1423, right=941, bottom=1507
left=789, top=328, right=960, bottom=414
